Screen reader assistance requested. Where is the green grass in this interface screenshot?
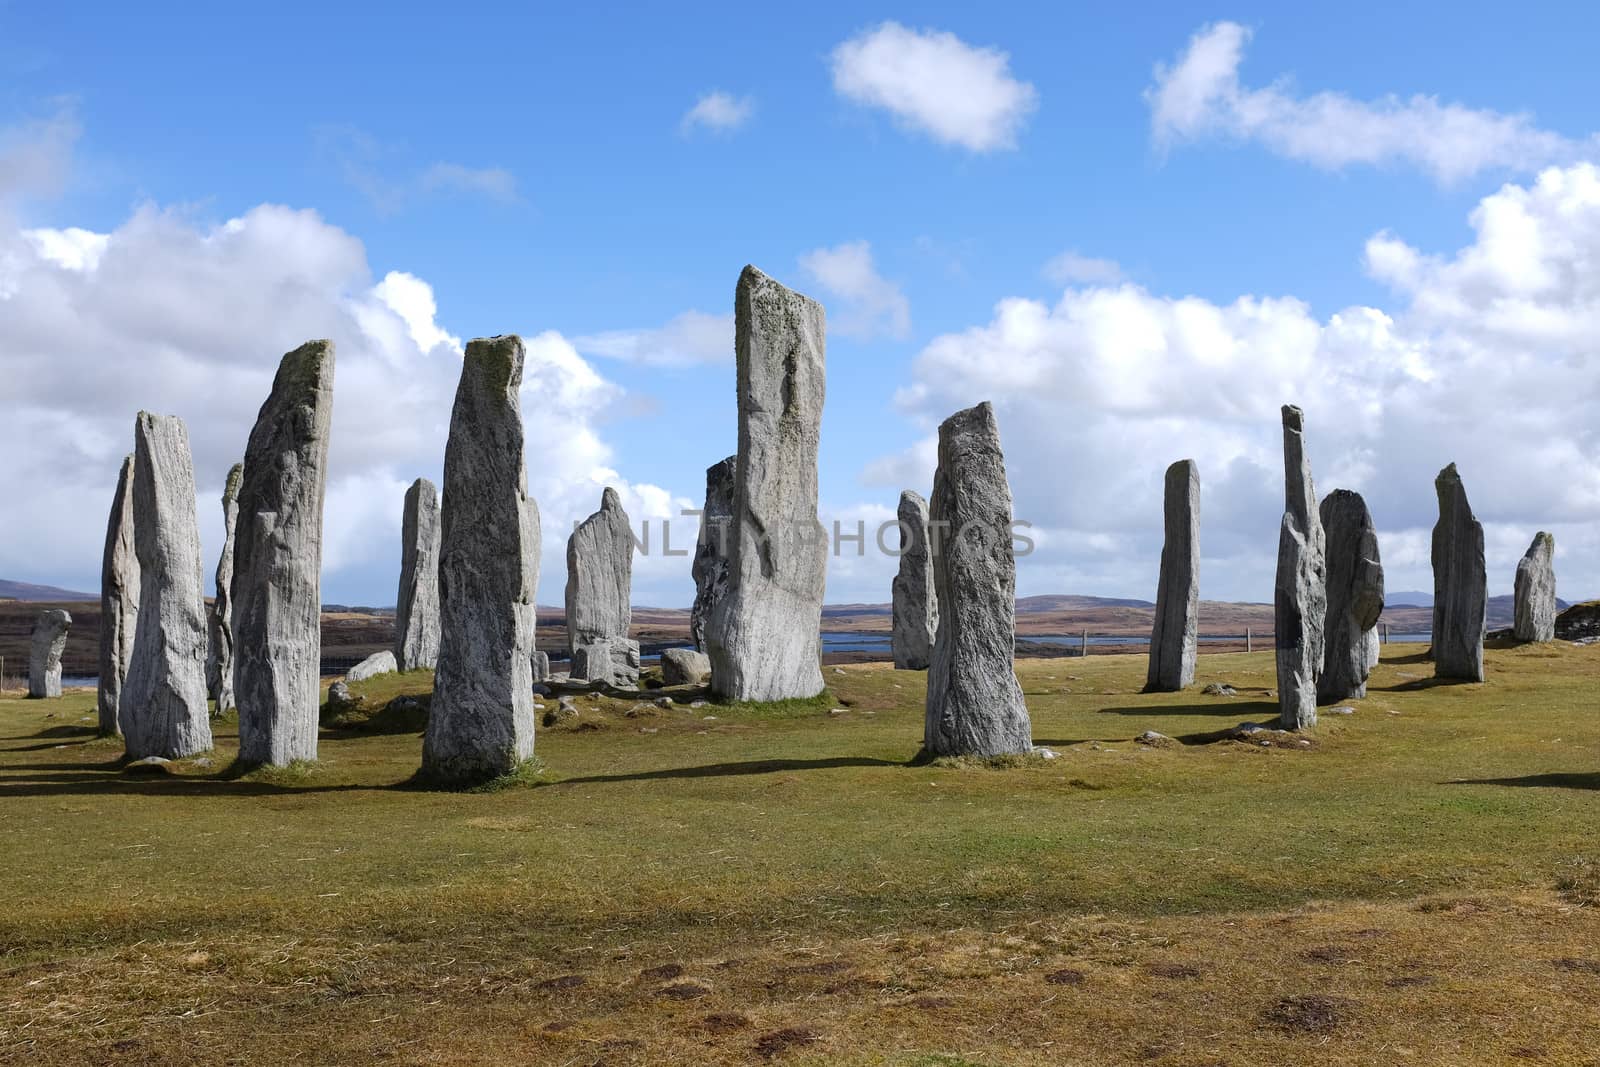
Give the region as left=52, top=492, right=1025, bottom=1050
left=1, top=644, right=1598, bottom=1064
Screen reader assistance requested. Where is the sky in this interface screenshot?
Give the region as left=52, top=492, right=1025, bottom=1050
left=2, top=3, right=1598, bottom=609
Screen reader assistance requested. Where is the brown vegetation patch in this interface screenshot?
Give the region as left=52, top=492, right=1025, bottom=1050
left=1263, top=994, right=1351, bottom=1034
left=658, top=980, right=712, bottom=999
left=754, top=1027, right=822, bottom=1059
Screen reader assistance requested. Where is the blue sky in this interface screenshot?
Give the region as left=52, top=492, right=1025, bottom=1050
left=3, top=4, right=1598, bottom=609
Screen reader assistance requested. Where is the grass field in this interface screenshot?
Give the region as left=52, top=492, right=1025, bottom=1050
left=2, top=642, right=1598, bottom=1065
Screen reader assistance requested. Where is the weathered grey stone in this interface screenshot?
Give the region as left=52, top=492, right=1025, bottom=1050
left=660, top=647, right=711, bottom=686
left=394, top=477, right=441, bottom=670
left=234, top=340, right=335, bottom=766
left=422, top=335, right=539, bottom=784
left=1145, top=459, right=1200, bottom=692
left=121, top=413, right=212, bottom=759
left=1431, top=463, right=1486, bottom=682
left=566, top=487, right=635, bottom=684
left=205, top=462, right=242, bottom=715
left=690, top=456, right=737, bottom=652
left=923, top=402, right=1032, bottom=757
left=1513, top=531, right=1557, bottom=643
left=707, top=266, right=827, bottom=702
left=1274, top=405, right=1326, bottom=730
left=347, top=650, right=397, bottom=682
left=531, top=650, right=550, bottom=684
left=1318, top=489, right=1384, bottom=702
left=326, top=679, right=357, bottom=711
left=572, top=636, right=640, bottom=688
left=891, top=489, right=938, bottom=671
left=97, top=454, right=139, bottom=729
left=28, top=608, right=71, bottom=699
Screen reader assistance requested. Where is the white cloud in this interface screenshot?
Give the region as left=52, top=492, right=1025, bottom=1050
left=1042, top=251, right=1123, bottom=286
left=680, top=91, right=755, bottom=134
left=830, top=22, right=1037, bottom=152
left=575, top=309, right=731, bottom=366
left=798, top=240, right=910, bottom=340
left=1147, top=22, right=1592, bottom=183
left=0, top=106, right=77, bottom=201
left=318, top=126, right=520, bottom=214
left=418, top=162, right=519, bottom=203
left=869, top=164, right=1600, bottom=602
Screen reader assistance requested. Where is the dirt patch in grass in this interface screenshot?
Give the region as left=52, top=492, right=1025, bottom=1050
left=1263, top=994, right=1352, bottom=1034
left=753, top=1027, right=822, bottom=1059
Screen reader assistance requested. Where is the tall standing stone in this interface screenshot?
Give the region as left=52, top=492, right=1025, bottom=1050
left=233, top=341, right=335, bottom=766
left=1318, top=489, right=1385, bottom=702
left=565, top=487, right=637, bottom=686
left=1513, top=532, right=1557, bottom=643
left=394, top=477, right=442, bottom=670
left=1274, top=405, right=1326, bottom=730
left=121, top=413, right=212, bottom=759
left=891, top=489, right=938, bottom=670
left=97, top=454, right=140, bottom=731
left=1144, top=459, right=1200, bottom=692
left=690, top=456, right=737, bottom=653
left=1431, top=463, right=1486, bottom=682
left=28, top=609, right=71, bottom=699
left=206, top=462, right=243, bottom=714
left=923, top=402, right=1032, bottom=757
left=422, top=336, right=539, bottom=784
left=706, top=266, right=827, bottom=702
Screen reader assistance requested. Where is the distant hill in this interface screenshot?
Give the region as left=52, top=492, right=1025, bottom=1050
left=0, top=579, right=95, bottom=602
left=1387, top=591, right=1434, bottom=607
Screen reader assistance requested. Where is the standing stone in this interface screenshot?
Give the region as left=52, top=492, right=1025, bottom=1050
left=121, top=413, right=212, bottom=759
left=891, top=489, right=938, bottom=670
left=531, top=650, right=550, bottom=684
left=565, top=488, right=637, bottom=686
left=1513, top=532, right=1557, bottom=643
left=28, top=609, right=71, bottom=699
left=1274, top=406, right=1326, bottom=730
left=923, top=402, right=1032, bottom=758
left=706, top=266, right=827, bottom=702
left=690, top=456, right=737, bottom=652
left=394, top=477, right=441, bottom=670
left=206, top=462, right=243, bottom=714
left=233, top=340, right=335, bottom=766
left=347, top=650, right=397, bottom=682
left=1432, top=463, right=1487, bottom=682
left=422, top=335, right=539, bottom=784
left=1318, top=489, right=1385, bottom=702
left=1144, top=459, right=1200, bottom=692
left=97, top=454, right=140, bottom=730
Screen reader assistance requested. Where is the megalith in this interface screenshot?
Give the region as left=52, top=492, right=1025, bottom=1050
left=1274, top=405, right=1326, bottom=730
left=1513, top=531, right=1556, bottom=643
left=923, top=402, right=1032, bottom=758
left=891, top=489, right=938, bottom=670
left=233, top=340, right=335, bottom=766
left=1431, top=463, right=1486, bottom=682
left=28, top=609, right=71, bottom=699
left=422, top=335, right=539, bottom=784
left=1318, top=489, right=1385, bottom=702
left=565, top=487, right=637, bottom=686
left=97, top=454, right=139, bottom=730
left=206, top=462, right=242, bottom=714
left=706, top=266, right=827, bottom=702
left=395, top=477, right=441, bottom=670
left=690, top=455, right=736, bottom=653
left=1144, top=459, right=1200, bottom=692
left=121, top=413, right=212, bottom=759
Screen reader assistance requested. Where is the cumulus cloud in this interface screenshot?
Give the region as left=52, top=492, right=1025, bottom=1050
left=575, top=309, right=732, bottom=366
left=830, top=22, right=1037, bottom=152
left=869, top=164, right=1600, bottom=602
left=0, top=105, right=78, bottom=201
left=798, top=240, right=910, bottom=340
left=1147, top=22, right=1593, bottom=183
left=680, top=91, right=755, bottom=134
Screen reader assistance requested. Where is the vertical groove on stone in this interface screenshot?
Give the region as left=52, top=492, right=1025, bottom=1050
left=233, top=340, right=335, bottom=766
left=1145, top=459, right=1199, bottom=692
left=98, top=454, right=139, bottom=730
left=1318, top=489, right=1384, bottom=702
left=1432, top=463, right=1486, bottom=681
left=206, top=462, right=242, bottom=714
left=1275, top=405, right=1326, bottom=730
left=1513, top=531, right=1556, bottom=643
left=891, top=489, right=937, bottom=671
left=395, top=477, right=442, bottom=670
left=690, top=456, right=737, bottom=653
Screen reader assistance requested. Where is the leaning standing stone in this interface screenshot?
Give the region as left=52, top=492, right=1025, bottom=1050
left=1145, top=459, right=1200, bottom=692
left=1274, top=405, right=1326, bottom=730
left=565, top=487, right=636, bottom=685
left=422, top=335, right=539, bottom=784
left=394, top=477, right=441, bottom=670
left=1318, top=489, right=1384, bottom=702
left=206, top=462, right=243, bottom=714
left=233, top=340, right=335, bottom=766
left=28, top=609, right=71, bottom=699
left=1513, top=531, right=1557, bottom=643
left=121, top=413, right=212, bottom=759
left=690, top=456, right=736, bottom=653
left=706, top=266, right=828, bottom=702
left=891, top=489, right=938, bottom=670
left=923, top=402, right=1032, bottom=757
left=97, top=454, right=139, bottom=730
left=1431, top=463, right=1486, bottom=681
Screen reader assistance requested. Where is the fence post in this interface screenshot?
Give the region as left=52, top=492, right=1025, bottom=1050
left=1382, top=623, right=1389, bottom=644
left=1245, top=627, right=1252, bottom=654
left=1081, top=630, right=1089, bottom=657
